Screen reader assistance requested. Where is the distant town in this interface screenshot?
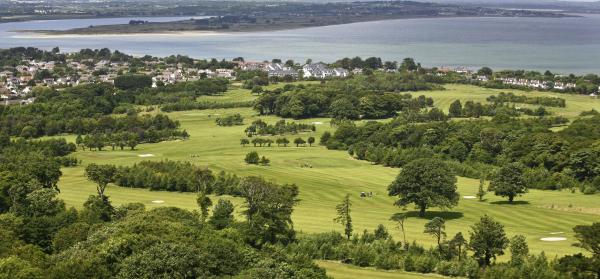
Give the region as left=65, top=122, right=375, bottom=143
left=1, top=48, right=599, bottom=106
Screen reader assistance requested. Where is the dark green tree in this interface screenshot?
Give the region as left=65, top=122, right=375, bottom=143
left=388, top=158, right=459, bottom=217
left=84, top=164, right=117, bottom=198
left=196, top=192, right=213, bottom=222
left=334, top=194, right=353, bottom=240
left=240, top=176, right=299, bottom=247
left=209, top=199, right=235, bottom=230
left=245, top=151, right=260, bottom=165
left=448, top=100, right=463, bottom=117
left=469, top=215, right=509, bottom=266
left=489, top=163, right=527, bottom=203
left=307, top=137, right=315, bottom=147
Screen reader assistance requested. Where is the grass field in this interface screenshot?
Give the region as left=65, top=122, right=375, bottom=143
left=57, top=84, right=600, bottom=278
left=417, top=84, right=600, bottom=120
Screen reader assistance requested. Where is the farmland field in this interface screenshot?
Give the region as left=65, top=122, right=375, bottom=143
left=57, top=84, right=600, bottom=278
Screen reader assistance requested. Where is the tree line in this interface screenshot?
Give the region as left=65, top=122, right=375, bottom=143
left=111, top=160, right=243, bottom=196
left=486, top=92, right=566, bottom=108
left=0, top=82, right=207, bottom=139
left=244, top=119, right=316, bottom=136
left=241, top=136, right=315, bottom=147
left=323, top=114, right=600, bottom=194
left=253, top=73, right=438, bottom=119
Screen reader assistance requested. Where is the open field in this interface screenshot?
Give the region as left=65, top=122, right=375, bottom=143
left=57, top=84, right=600, bottom=277
left=417, top=84, right=600, bottom=120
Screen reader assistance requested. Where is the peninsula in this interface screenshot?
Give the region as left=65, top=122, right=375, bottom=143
left=16, top=1, right=572, bottom=35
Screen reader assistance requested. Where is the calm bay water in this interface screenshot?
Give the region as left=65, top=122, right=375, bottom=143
left=1, top=15, right=600, bottom=74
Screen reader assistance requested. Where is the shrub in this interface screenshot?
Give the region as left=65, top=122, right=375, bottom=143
left=245, top=151, right=260, bottom=164
left=374, top=253, right=400, bottom=270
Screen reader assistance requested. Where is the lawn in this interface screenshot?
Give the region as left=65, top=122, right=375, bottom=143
left=416, top=84, right=600, bottom=120
left=56, top=84, right=600, bottom=278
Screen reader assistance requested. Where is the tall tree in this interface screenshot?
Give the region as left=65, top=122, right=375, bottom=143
left=489, top=163, right=527, bottom=203
left=450, top=232, right=467, bottom=260
left=196, top=192, right=212, bottom=222
left=448, top=100, right=463, bottom=117
left=388, top=158, right=459, bottom=217
left=307, top=137, right=315, bottom=147
left=391, top=212, right=408, bottom=249
left=469, top=215, right=509, bottom=266
left=84, top=164, right=117, bottom=198
left=424, top=217, right=446, bottom=250
left=334, top=194, right=353, bottom=240
left=209, top=199, right=235, bottom=230
left=510, top=235, right=529, bottom=266
left=477, top=175, right=487, bottom=202
left=240, top=176, right=299, bottom=247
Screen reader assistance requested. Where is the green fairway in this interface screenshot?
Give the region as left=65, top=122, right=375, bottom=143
left=57, top=84, right=600, bottom=277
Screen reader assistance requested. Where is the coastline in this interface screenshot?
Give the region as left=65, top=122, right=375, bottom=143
left=10, top=30, right=223, bottom=39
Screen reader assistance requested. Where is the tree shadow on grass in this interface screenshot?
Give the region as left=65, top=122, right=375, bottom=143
left=490, top=200, right=530, bottom=205
left=405, top=211, right=464, bottom=220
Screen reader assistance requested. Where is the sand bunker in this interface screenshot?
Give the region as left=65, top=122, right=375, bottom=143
left=151, top=200, right=165, bottom=204
left=549, top=232, right=564, bottom=235
left=463, top=196, right=477, bottom=199
left=138, top=154, right=155, bottom=158
left=312, top=122, right=324, bottom=125
left=540, top=237, right=567, bottom=242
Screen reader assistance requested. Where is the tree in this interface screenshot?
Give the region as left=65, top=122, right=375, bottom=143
left=477, top=176, right=487, bottom=202
left=114, top=74, right=152, bottom=90
left=84, top=164, right=117, bottom=198
left=448, top=100, right=463, bottom=117
left=245, top=151, right=260, bottom=164
left=391, top=212, right=408, bottom=249
left=334, top=194, right=353, bottom=240
left=329, top=98, right=359, bottom=119
left=388, top=158, right=459, bottom=217
left=477, top=67, right=493, bottom=76
left=489, top=163, right=527, bottom=203
left=196, top=192, right=212, bottom=222
left=307, top=137, right=315, bottom=147
left=400, top=58, right=417, bottom=71
left=75, top=135, right=84, bottom=150
left=281, top=137, right=290, bottom=147
left=510, top=235, right=529, bottom=266
left=573, top=222, right=600, bottom=258
left=126, top=133, right=139, bottom=150
left=294, top=137, right=306, bottom=147
left=320, top=132, right=331, bottom=145
left=469, top=215, right=509, bottom=266
left=239, top=176, right=299, bottom=247
left=424, top=217, right=446, bottom=250
left=80, top=194, right=115, bottom=223
left=209, top=199, right=235, bottom=230
left=240, top=138, right=250, bottom=147
left=450, top=232, right=467, bottom=260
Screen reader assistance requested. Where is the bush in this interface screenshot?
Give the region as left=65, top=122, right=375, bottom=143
left=351, top=245, right=376, bottom=267
left=245, top=151, right=260, bottom=164
left=215, top=113, right=244, bottom=126
left=413, top=255, right=438, bottom=273
left=374, top=253, right=400, bottom=270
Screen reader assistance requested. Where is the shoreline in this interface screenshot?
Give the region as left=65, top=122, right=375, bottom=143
left=11, top=30, right=224, bottom=39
